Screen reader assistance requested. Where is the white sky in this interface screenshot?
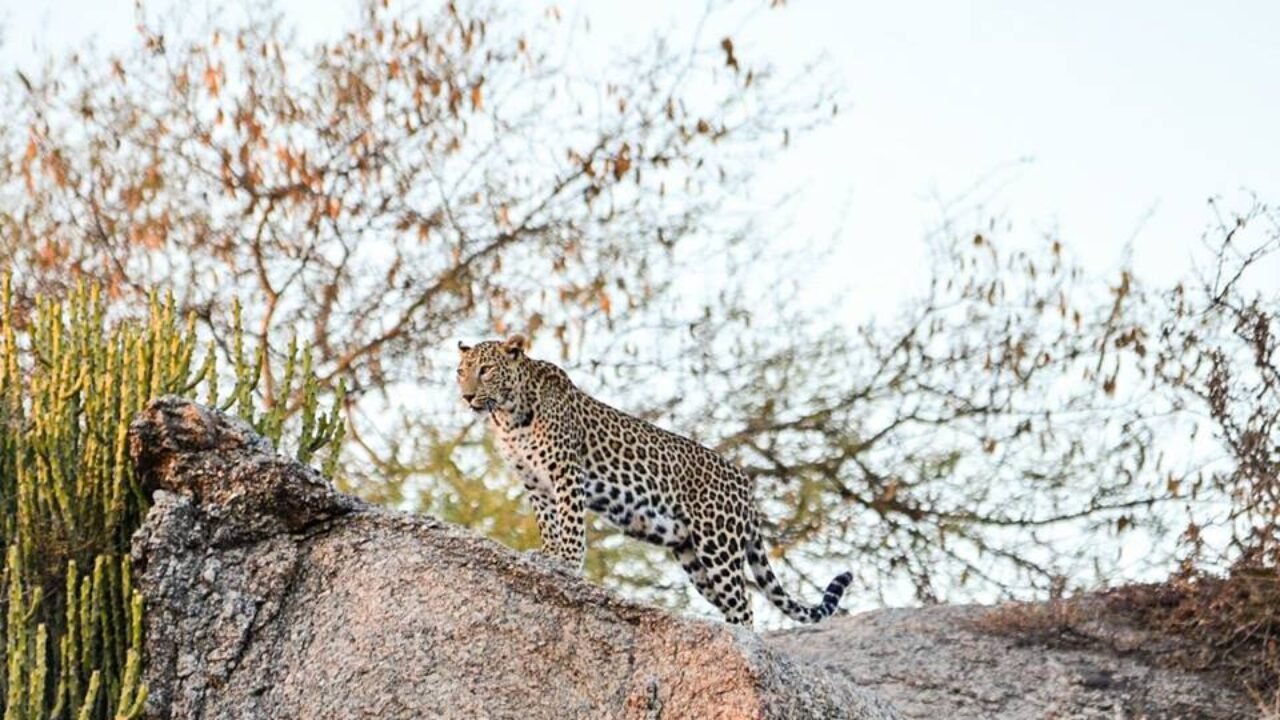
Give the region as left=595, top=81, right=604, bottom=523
left=4, top=1, right=1277, bottom=312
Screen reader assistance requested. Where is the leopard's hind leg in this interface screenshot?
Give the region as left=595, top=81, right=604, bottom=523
left=677, top=531, right=753, bottom=626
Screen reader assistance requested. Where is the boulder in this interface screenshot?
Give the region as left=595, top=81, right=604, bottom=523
left=129, top=397, right=1251, bottom=719
left=128, top=397, right=900, bottom=720
left=769, top=604, right=1252, bottom=719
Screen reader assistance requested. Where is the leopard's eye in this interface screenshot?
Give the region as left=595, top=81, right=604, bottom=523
left=478, top=365, right=492, bottom=379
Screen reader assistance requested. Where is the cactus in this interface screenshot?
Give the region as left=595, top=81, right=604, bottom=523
left=0, top=275, right=342, bottom=718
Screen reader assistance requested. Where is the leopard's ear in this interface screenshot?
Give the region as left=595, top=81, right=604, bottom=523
left=457, top=340, right=472, bottom=354
left=502, top=334, right=527, bottom=358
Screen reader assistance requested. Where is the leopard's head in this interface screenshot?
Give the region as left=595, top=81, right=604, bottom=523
left=456, top=335, right=529, bottom=414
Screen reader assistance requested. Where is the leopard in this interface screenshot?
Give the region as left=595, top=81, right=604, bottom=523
left=456, top=335, right=853, bottom=626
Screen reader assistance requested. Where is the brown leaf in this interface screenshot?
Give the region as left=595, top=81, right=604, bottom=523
left=449, top=84, right=463, bottom=116
left=204, top=63, right=221, bottom=96
left=1102, top=375, right=1117, bottom=396
left=720, top=37, right=739, bottom=73
left=613, top=144, right=631, bottom=181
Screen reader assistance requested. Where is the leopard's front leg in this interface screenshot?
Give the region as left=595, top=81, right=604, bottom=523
left=525, top=488, right=560, bottom=554
left=516, top=459, right=583, bottom=572
left=546, top=456, right=586, bottom=573
left=515, top=463, right=560, bottom=555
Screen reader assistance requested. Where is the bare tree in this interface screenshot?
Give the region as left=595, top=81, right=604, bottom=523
left=2, top=0, right=826, bottom=473
left=3, top=0, right=1274, bottom=620
left=1, top=0, right=842, bottom=597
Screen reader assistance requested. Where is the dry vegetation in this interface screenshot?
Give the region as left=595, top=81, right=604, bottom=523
left=0, top=0, right=1276, bottom=698
left=974, top=570, right=1280, bottom=712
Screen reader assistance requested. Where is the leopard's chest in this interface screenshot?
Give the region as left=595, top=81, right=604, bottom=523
left=490, top=416, right=551, bottom=490
left=493, top=425, right=537, bottom=463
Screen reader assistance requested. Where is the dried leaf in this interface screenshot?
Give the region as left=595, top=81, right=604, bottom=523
left=720, top=37, right=739, bottom=72
left=613, top=144, right=631, bottom=181
left=203, top=63, right=221, bottom=96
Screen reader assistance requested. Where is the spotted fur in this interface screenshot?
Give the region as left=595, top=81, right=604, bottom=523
left=456, top=335, right=853, bottom=626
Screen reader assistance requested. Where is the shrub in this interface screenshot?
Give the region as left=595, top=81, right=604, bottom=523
left=0, top=276, right=341, bottom=719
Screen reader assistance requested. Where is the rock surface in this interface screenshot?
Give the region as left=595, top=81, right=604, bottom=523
left=769, top=605, right=1253, bottom=720
left=129, top=397, right=1252, bottom=720
left=128, top=397, right=900, bottom=720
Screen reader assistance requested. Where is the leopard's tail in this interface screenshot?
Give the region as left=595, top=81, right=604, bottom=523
left=746, top=531, right=851, bottom=624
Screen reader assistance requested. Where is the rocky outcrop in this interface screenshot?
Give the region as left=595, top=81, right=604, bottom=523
left=128, top=397, right=900, bottom=720
left=769, top=605, right=1252, bottom=719
left=128, top=397, right=1252, bottom=720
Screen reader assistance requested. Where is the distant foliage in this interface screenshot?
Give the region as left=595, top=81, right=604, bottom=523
left=976, top=199, right=1280, bottom=702
left=0, top=277, right=342, bottom=719
left=1136, top=201, right=1280, bottom=704
left=0, top=0, right=833, bottom=609
left=0, top=0, right=1274, bottom=626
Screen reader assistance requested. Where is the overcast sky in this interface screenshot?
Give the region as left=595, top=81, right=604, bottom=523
left=4, top=0, right=1277, bottom=314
